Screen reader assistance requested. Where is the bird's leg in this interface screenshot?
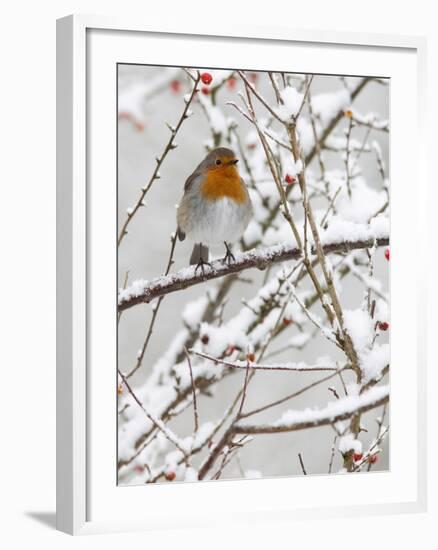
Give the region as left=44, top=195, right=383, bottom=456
left=222, top=242, right=236, bottom=265
left=194, top=243, right=212, bottom=277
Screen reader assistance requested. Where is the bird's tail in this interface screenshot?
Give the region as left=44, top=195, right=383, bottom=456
left=190, top=243, right=209, bottom=265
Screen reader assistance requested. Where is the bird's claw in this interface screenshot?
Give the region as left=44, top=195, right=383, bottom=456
left=195, top=258, right=213, bottom=278
left=222, top=243, right=236, bottom=266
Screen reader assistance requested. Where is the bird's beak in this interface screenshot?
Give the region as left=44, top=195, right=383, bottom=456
left=228, top=159, right=239, bottom=165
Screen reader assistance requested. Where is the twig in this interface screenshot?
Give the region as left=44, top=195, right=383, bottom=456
left=285, top=282, right=339, bottom=347
left=239, top=368, right=347, bottom=420
left=367, top=404, right=388, bottom=472
left=328, top=387, right=340, bottom=399
left=118, top=369, right=188, bottom=458
left=240, top=81, right=303, bottom=250
left=320, top=186, right=342, bottom=228
left=353, top=425, right=389, bottom=472
left=146, top=382, right=245, bottom=482
left=268, top=72, right=283, bottom=105
left=237, top=361, right=252, bottom=417
left=212, top=435, right=251, bottom=480
left=295, top=75, right=314, bottom=120
left=237, top=70, right=285, bottom=124
left=328, top=435, right=338, bottom=473
left=338, top=370, right=349, bottom=396
left=344, top=116, right=354, bottom=197
left=184, top=347, right=199, bottom=432
left=298, top=452, right=307, bottom=475
left=198, top=426, right=234, bottom=480
left=189, top=349, right=338, bottom=372
left=117, top=270, right=130, bottom=323
left=305, top=77, right=373, bottom=164
left=306, top=88, right=327, bottom=181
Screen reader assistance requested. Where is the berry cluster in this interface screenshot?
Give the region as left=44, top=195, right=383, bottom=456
left=201, top=72, right=213, bottom=95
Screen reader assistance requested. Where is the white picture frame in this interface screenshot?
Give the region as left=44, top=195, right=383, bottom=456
left=56, top=14, right=428, bottom=535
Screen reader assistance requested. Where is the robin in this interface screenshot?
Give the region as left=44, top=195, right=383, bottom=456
left=177, top=147, right=253, bottom=273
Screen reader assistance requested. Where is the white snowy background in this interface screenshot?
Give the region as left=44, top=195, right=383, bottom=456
left=117, top=65, right=390, bottom=485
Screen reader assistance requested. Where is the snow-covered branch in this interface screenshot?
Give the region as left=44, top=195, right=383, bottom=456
left=119, top=234, right=389, bottom=311
left=234, top=385, right=389, bottom=434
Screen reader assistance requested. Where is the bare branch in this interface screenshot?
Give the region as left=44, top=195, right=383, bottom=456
left=184, top=347, right=199, bottom=432
left=298, top=452, right=308, bottom=475
left=189, top=349, right=339, bottom=372
left=237, top=361, right=252, bottom=417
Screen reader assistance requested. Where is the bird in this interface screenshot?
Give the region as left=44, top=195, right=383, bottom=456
left=177, top=147, right=253, bottom=274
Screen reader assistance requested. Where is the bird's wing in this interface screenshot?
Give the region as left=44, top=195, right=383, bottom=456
left=241, top=177, right=254, bottom=215
left=241, top=177, right=251, bottom=199
left=184, top=169, right=201, bottom=192
left=177, top=170, right=201, bottom=241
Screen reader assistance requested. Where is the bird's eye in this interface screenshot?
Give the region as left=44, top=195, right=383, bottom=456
left=215, top=159, right=222, bottom=165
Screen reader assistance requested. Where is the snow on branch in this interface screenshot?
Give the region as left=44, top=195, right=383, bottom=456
left=118, top=234, right=389, bottom=311
left=234, top=385, right=389, bottom=435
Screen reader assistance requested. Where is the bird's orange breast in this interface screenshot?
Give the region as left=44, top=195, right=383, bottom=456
left=200, top=167, right=246, bottom=203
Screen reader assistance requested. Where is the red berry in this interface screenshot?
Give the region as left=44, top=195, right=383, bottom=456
left=378, top=321, right=389, bottom=331
left=353, top=452, right=363, bottom=462
left=201, top=72, right=213, bottom=85
left=384, top=249, right=390, bottom=261
left=285, top=174, right=296, bottom=185
left=165, top=470, right=176, bottom=481
left=283, top=317, right=293, bottom=326
left=227, top=76, right=237, bottom=90
left=249, top=72, right=258, bottom=83
left=170, top=79, right=181, bottom=93
left=134, top=465, right=145, bottom=473
left=201, top=334, right=209, bottom=345
left=201, top=86, right=210, bottom=95
left=246, top=352, right=256, bottom=363
left=367, top=454, right=378, bottom=464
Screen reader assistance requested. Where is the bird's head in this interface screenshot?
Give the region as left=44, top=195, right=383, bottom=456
left=202, top=147, right=239, bottom=174
left=199, top=147, right=245, bottom=202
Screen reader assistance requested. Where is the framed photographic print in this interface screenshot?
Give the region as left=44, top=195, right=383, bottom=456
left=56, top=15, right=427, bottom=534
